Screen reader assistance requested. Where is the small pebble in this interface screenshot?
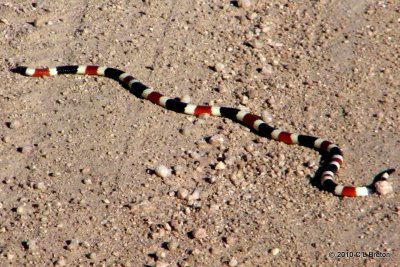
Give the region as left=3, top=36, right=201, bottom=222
left=252, top=40, right=263, bottom=49
left=8, top=120, right=22, bottom=129
left=0, top=18, right=10, bottom=25
left=229, top=257, right=238, bottom=267
left=177, top=188, right=189, bottom=200
left=2, top=136, right=11, bottom=143
left=55, top=257, right=67, bottom=267
left=155, top=262, right=169, bottom=267
left=167, top=241, right=178, bottom=251
left=181, top=94, right=191, bottom=103
left=33, top=17, right=46, bottom=27
left=215, top=161, right=226, bottom=170
left=237, top=0, right=252, bottom=9
left=271, top=247, right=280, bottom=255
left=155, top=250, right=166, bottom=259
left=82, top=178, right=92, bottom=185
left=209, top=204, right=220, bottom=213
left=34, top=182, right=46, bottom=190
left=225, top=236, right=237, bottom=246
left=214, top=62, right=225, bottom=72
left=192, top=228, right=207, bottom=239
left=189, top=189, right=201, bottom=201
left=6, top=253, right=14, bottom=260
left=26, top=240, right=38, bottom=251
left=20, top=145, right=33, bottom=155
left=16, top=205, right=25, bottom=214
left=208, top=134, right=225, bottom=145
left=260, top=64, right=273, bottom=75
left=155, top=165, right=172, bottom=178
left=81, top=167, right=91, bottom=175
left=67, top=240, right=79, bottom=251
left=261, top=110, right=273, bottom=123
left=375, top=180, right=393, bottom=195
left=88, top=252, right=97, bottom=260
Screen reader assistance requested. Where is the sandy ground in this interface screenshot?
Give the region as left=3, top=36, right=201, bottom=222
left=1, top=1, right=400, bottom=266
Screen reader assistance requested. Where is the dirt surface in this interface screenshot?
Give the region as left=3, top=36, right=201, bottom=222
left=1, top=1, right=400, bottom=266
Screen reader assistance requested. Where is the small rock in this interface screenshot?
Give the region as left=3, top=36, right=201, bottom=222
left=271, top=247, right=280, bottom=255
left=16, top=205, right=25, bottom=214
left=214, top=62, right=225, bottom=72
left=375, top=180, right=393, bottom=195
left=177, top=188, right=189, bottom=200
left=155, top=250, right=166, bottom=259
left=224, top=236, right=237, bottom=246
left=261, top=110, right=273, bottom=123
left=155, top=261, right=169, bottom=267
left=215, top=161, right=226, bottom=170
left=25, top=240, right=38, bottom=251
left=82, top=178, right=92, bottom=185
left=55, top=257, right=67, bottom=267
left=181, top=94, right=191, bottom=103
left=55, top=257, right=68, bottom=267
left=19, top=145, right=33, bottom=155
left=237, top=0, right=252, bottom=9
left=67, top=239, right=79, bottom=251
left=2, top=136, right=11, bottom=143
left=208, top=134, right=224, bottom=145
left=34, top=182, right=46, bottom=190
left=0, top=18, right=10, bottom=25
left=260, top=64, right=273, bottom=75
left=229, top=257, right=239, bottom=267
left=189, top=189, right=201, bottom=201
left=155, top=165, right=172, bottom=178
left=87, top=252, right=97, bottom=260
left=33, top=17, right=46, bottom=27
left=192, top=228, right=207, bottom=239
left=167, top=241, right=178, bottom=251
left=252, top=40, right=263, bottom=49
left=81, top=167, right=91, bottom=175
left=6, top=252, right=15, bottom=260
left=8, top=120, right=22, bottom=129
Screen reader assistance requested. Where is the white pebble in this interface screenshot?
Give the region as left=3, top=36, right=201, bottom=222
left=155, top=262, right=169, bottom=267
left=177, top=188, right=189, bottom=200
left=26, top=240, right=38, bottom=251
left=192, top=228, right=207, bottom=239
left=167, top=241, right=178, bottom=251
left=215, top=161, right=226, bottom=170
left=34, top=182, right=46, bottom=190
left=181, top=94, right=191, bottom=103
left=2, top=136, right=11, bottom=143
left=271, top=247, right=280, bottom=255
left=189, top=189, right=201, bottom=200
left=375, top=180, right=393, bottom=195
left=237, top=0, right=252, bottom=9
left=9, top=120, right=22, bottom=129
left=261, top=110, right=273, bottom=123
left=66, top=240, right=79, bottom=251
left=55, top=257, right=68, bottom=266
left=229, top=257, right=238, bottom=267
left=20, top=145, right=33, bottom=155
left=252, top=40, right=263, bottom=49
left=260, top=64, right=273, bottom=75
left=208, top=134, right=225, bottom=145
left=16, top=205, right=25, bottom=214
left=214, top=62, right=225, bottom=72
left=81, top=167, right=91, bottom=175
left=155, top=165, right=172, bottom=178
